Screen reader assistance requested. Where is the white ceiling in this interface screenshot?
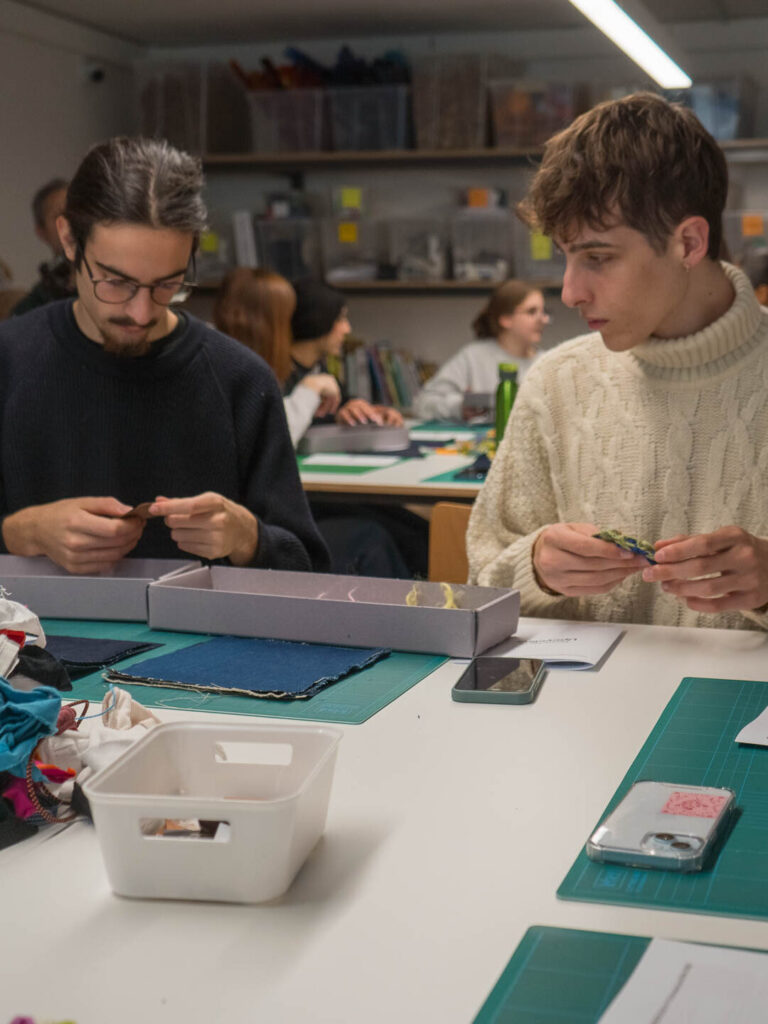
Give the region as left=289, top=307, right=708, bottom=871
left=12, top=0, right=768, bottom=47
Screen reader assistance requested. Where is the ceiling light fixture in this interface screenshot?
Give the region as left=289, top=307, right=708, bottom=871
left=567, top=0, right=692, bottom=89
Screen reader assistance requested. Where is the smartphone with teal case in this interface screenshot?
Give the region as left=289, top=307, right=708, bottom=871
left=452, top=657, right=547, bottom=704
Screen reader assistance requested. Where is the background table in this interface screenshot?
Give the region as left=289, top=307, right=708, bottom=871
left=4, top=619, right=768, bottom=1022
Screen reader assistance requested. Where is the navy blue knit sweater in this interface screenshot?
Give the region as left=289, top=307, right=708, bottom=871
left=0, top=300, right=329, bottom=571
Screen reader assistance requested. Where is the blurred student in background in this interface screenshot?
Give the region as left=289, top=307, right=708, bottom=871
left=11, top=178, right=76, bottom=316
left=214, top=268, right=341, bottom=446
left=413, top=280, right=550, bottom=421
left=214, top=268, right=423, bottom=577
left=287, top=278, right=404, bottom=427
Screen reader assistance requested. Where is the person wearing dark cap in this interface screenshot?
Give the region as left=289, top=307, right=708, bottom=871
left=287, top=278, right=404, bottom=427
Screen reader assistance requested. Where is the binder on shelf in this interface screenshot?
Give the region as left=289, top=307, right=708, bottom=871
left=232, top=210, right=259, bottom=268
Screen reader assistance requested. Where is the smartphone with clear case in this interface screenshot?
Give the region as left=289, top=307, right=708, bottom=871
left=586, top=781, right=736, bottom=872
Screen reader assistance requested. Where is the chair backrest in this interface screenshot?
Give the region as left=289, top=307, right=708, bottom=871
left=428, top=501, right=472, bottom=583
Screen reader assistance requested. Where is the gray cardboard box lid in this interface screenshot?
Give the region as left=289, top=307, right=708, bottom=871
left=297, top=423, right=410, bottom=455
left=0, top=556, right=200, bottom=621
left=148, top=566, right=519, bottom=657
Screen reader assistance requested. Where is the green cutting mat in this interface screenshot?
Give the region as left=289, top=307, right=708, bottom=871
left=43, top=618, right=445, bottom=725
left=423, top=466, right=477, bottom=484
left=474, top=926, right=648, bottom=1023
left=297, top=457, right=392, bottom=475
left=558, top=675, right=768, bottom=919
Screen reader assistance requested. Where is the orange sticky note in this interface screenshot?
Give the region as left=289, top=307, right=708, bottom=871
left=338, top=221, right=358, bottom=244
left=742, top=213, right=765, bottom=238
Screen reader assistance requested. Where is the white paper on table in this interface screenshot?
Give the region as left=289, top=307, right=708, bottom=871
left=735, top=704, right=768, bottom=745
left=300, top=453, right=400, bottom=468
left=599, top=938, right=768, bottom=1023
left=482, top=621, right=623, bottom=669
left=408, top=429, right=477, bottom=442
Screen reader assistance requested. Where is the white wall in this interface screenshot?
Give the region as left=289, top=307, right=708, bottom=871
left=0, top=0, right=139, bottom=288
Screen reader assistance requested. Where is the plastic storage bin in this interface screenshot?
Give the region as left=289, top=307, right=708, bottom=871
left=248, top=89, right=326, bottom=153
left=664, top=78, right=756, bottom=140
left=328, top=85, right=409, bottom=151
left=489, top=80, right=579, bottom=147
left=412, top=54, right=488, bottom=150
left=83, top=721, right=342, bottom=903
left=322, top=217, right=379, bottom=283
left=512, top=219, right=565, bottom=283
left=255, top=218, right=321, bottom=279
left=205, top=62, right=252, bottom=154
left=388, top=218, right=447, bottom=281
left=451, top=210, right=514, bottom=282
left=136, top=62, right=205, bottom=154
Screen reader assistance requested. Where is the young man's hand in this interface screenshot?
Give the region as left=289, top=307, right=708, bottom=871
left=643, top=526, right=768, bottom=612
left=149, top=492, right=259, bottom=565
left=532, top=523, right=647, bottom=596
left=336, top=399, right=404, bottom=427
left=1, top=497, right=145, bottom=574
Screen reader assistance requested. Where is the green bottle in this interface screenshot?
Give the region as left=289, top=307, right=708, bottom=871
left=495, top=363, right=518, bottom=444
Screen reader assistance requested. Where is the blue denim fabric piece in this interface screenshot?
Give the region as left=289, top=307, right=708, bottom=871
left=108, top=635, right=390, bottom=700
left=0, top=678, right=61, bottom=777
left=45, top=635, right=163, bottom=678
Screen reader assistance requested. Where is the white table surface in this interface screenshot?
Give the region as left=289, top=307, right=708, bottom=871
left=300, top=450, right=480, bottom=499
left=4, top=619, right=768, bottom=1022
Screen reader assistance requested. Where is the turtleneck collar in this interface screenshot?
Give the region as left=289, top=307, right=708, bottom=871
left=629, top=263, right=765, bottom=380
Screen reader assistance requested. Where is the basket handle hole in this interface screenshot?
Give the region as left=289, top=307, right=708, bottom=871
left=215, top=741, right=293, bottom=767
left=140, top=818, right=231, bottom=841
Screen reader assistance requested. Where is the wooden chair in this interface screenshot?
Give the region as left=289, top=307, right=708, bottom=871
left=428, top=501, right=472, bottom=583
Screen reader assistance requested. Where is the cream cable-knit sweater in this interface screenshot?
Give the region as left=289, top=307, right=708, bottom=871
left=467, top=263, right=768, bottom=630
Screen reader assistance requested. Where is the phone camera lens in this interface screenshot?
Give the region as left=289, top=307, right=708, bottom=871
left=671, top=840, right=692, bottom=850
left=655, top=833, right=675, bottom=841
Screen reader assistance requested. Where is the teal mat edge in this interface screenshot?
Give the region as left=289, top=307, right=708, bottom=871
left=473, top=926, right=649, bottom=1024
left=44, top=619, right=446, bottom=725
left=558, top=675, right=768, bottom=920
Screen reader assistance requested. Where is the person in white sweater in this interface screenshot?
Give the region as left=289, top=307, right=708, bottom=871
left=214, top=268, right=341, bottom=447
left=412, top=280, right=550, bottom=421
left=467, top=91, right=768, bottom=630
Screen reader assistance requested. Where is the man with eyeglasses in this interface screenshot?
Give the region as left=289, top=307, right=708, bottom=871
left=0, top=136, right=328, bottom=575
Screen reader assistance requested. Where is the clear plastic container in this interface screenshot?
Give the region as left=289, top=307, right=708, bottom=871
left=388, top=218, right=447, bottom=281
left=512, top=219, right=565, bottom=283
left=489, top=80, right=579, bottom=147
left=255, top=218, right=321, bottom=280
left=136, top=61, right=205, bottom=154
left=451, top=210, right=514, bottom=282
left=321, top=217, right=380, bottom=283
left=83, top=721, right=342, bottom=903
left=328, top=85, right=409, bottom=151
left=248, top=89, right=326, bottom=153
left=664, top=78, right=756, bottom=141
left=205, top=62, right=252, bottom=154
left=412, top=54, right=488, bottom=150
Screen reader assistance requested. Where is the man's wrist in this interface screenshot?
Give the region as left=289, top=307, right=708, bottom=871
left=228, top=508, right=260, bottom=566
left=2, top=507, right=42, bottom=557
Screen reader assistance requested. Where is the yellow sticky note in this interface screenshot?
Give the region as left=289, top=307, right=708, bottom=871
left=530, top=232, right=553, bottom=261
left=199, top=230, right=219, bottom=254
left=338, top=221, right=358, bottom=244
left=341, top=187, right=363, bottom=211
left=742, top=213, right=765, bottom=238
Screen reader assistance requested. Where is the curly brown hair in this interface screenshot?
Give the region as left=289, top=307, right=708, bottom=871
left=518, top=92, right=727, bottom=259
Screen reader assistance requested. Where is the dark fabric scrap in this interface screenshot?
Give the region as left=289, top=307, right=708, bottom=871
left=106, top=635, right=390, bottom=700
left=0, top=795, right=38, bottom=850
left=13, top=646, right=72, bottom=692
left=44, top=635, right=163, bottom=679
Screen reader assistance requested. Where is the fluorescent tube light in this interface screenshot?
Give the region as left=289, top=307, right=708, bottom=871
left=568, top=0, right=692, bottom=89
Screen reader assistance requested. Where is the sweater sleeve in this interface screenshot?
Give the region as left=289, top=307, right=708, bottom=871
left=466, top=385, right=582, bottom=617
left=282, top=386, right=321, bottom=448
left=412, top=348, right=472, bottom=421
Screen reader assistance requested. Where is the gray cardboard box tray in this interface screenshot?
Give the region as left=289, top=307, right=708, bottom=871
left=148, top=566, right=519, bottom=657
left=0, top=556, right=200, bottom=621
left=297, top=423, right=410, bottom=455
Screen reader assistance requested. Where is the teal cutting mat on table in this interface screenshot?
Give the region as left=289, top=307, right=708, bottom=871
left=558, top=675, right=768, bottom=919
left=43, top=619, right=444, bottom=725
left=473, top=926, right=649, bottom=1023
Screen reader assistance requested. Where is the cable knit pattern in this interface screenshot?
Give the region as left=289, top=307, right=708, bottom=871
left=467, top=264, right=768, bottom=630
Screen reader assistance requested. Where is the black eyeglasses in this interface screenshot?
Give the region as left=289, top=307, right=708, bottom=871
left=80, top=251, right=196, bottom=306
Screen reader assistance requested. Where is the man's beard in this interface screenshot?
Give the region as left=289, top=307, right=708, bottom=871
left=100, top=317, right=158, bottom=357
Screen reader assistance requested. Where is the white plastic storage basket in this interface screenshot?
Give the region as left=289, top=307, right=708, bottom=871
left=83, top=721, right=342, bottom=903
